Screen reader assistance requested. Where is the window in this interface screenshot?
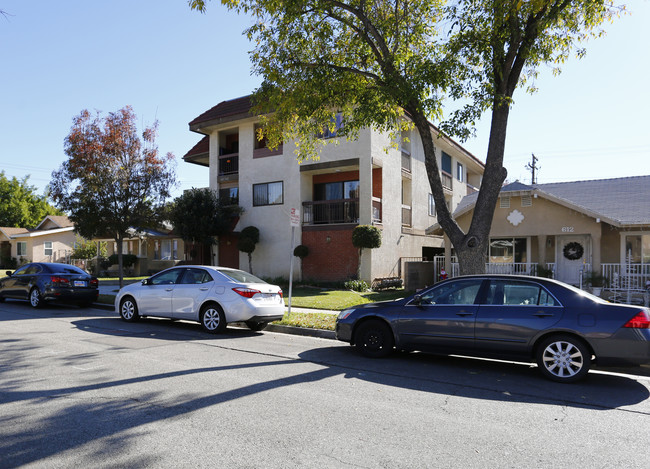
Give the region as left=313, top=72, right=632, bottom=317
left=219, top=187, right=239, bottom=205
left=499, top=196, right=510, bottom=208
left=456, top=162, right=464, bottom=182
left=44, top=241, right=53, bottom=256
left=180, top=268, right=213, bottom=284
left=489, top=238, right=527, bottom=264
left=160, top=239, right=178, bottom=260
left=419, top=279, right=483, bottom=305
left=253, top=181, right=284, bottom=206
left=485, top=280, right=560, bottom=306
left=314, top=180, right=359, bottom=201
left=625, top=235, right=650, bottom=264
left=521, top=195, right=532, bottom=207
left=320, top=112, right=343, bottom=139
left=17, top=242, right=27, bottom=256
left=428, top=194, right=436, bottom=217
left=150, top=268, right=182, bottom=285
left=441, top=152, right=452, bottom=174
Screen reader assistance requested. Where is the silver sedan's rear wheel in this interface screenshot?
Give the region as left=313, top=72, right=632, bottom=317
left=201, top=304, right=226, bottom=333
left=119, top=297, right=139, bottom=322
left=536, top=335, right=590, bottom=383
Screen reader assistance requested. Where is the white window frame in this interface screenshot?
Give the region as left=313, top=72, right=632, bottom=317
left=17, top=241, right=27, bottom=256
left=428, top=193, right=436, bottom=217
left=44, top=241, right=53, bottom=256
left=456, top=162, right=464, bottom=182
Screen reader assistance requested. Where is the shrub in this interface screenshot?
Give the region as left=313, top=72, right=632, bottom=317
left=344, top=279, right=370, bottom=292
left=108, top=253, right=137, bottom=268
left=293, top=244, right=309, bottom=259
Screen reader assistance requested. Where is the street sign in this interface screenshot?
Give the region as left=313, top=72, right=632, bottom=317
left=290, top=207, right=300, bottom=227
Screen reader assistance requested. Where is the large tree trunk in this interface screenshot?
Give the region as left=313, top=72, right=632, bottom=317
left=116, top=233, right=124, bottom=289
left=408, top=96, right=510, bottom=276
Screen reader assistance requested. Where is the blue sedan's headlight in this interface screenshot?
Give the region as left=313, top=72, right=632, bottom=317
left=338, top=308, right=355, bottom=321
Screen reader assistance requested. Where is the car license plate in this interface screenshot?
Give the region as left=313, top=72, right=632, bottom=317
left=74, top=280, right=86, bottom=287
left=258, top=293, right=276, bottom=302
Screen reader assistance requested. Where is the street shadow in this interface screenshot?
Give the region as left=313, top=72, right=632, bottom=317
left=1, top=326, right=649, bottom=467
left=70, top=316, right=264, bottom=341
left=297, top=346, right=650, bottom=411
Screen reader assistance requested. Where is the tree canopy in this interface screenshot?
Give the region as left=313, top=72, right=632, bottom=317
left=189, top=0, right=620, bottom=274
left=50, top=106, right=176, bottom=285
left=0, top=171, right=62, bottom=228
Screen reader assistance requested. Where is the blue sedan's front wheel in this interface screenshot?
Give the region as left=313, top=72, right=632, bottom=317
left=354, top=320, right=394, bottom=358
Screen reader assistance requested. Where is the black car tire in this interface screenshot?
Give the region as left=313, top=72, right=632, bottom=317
left=29, top=287, right=44, bottom=309
left=245, top=320, right=268, bottom=331
left=119, top=297, right=140, bottom=322
left=201, top=303, right=226, bottom=333
left=354, top=319, right=394, bottom=358
left=536, top=334, right=591, bottom=383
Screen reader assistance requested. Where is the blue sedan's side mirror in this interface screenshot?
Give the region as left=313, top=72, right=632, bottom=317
left=142, top=278, right=151, bottom=286
left=412, top=294, right=422, bottom=306
left=6, top=271, right=13, bottom=277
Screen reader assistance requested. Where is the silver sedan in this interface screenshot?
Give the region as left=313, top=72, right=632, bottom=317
left=115, top=266, right=284, bottom=332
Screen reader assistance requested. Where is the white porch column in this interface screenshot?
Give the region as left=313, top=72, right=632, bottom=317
left=358, top=151, right=373, bottom=281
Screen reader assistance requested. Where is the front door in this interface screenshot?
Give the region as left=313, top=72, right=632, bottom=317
left=556, top=235, right=589, bottom=285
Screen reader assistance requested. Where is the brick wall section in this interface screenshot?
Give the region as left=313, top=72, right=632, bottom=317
left=301, top=227, right=359, bottom=282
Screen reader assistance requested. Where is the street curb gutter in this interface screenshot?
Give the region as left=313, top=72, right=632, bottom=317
left=93, top=303, right=337, bottom=340
left=265, top=323, right=336, bottom=340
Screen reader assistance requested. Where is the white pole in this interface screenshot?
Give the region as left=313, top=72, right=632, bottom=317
left=287, top=225, right=296, bottom=316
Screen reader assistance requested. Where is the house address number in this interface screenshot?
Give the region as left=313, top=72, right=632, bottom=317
left=561, top=226, right=575, bottom=232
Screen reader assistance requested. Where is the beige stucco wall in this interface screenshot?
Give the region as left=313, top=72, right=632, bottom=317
left=202, top=117, right=482, bottom=281
left=455, top=194, right=607, bottom=269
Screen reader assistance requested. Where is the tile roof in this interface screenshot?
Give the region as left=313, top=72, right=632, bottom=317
left=0, top=227, right=31, bottom=237
left=46, top=215, right=74, bottom=228
left=535, top=175, right=650, bottom=225
left=183, top=135, right=209, bottom=159
left=453, top=175, right=650, bottom=226
left=189, top=95, right=253, bottom=129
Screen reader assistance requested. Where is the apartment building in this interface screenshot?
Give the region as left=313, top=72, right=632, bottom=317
left=183, top=95, right=484, bottom=283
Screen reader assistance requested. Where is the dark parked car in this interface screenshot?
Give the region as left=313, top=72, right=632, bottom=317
left=336, top=275, right=650, bottom=383
left=0, top=262, right=99, bottom=308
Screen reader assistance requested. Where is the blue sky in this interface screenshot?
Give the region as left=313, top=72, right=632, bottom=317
left=1, top=1, right=648, bottom=200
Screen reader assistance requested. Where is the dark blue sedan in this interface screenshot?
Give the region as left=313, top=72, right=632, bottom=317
left=0, top=262, right=99, bottom=308
left=336, top=275, right=650, bottom=383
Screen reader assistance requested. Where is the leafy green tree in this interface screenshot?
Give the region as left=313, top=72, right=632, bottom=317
left=352, top=225, right=382, bottom=279
left=238, top=226, right=260, bottom=273
left=50, top=106, right=176, bottom=287
left=188, top=0, right=618, bottom=274
left=168, top=188, right=243, bottom=264
left=71, top=236, right=107, bottom=260
left=0, top=172, right=62, bottom=228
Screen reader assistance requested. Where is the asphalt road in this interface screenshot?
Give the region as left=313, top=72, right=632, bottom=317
left=1, top=300, right=650, bottom=468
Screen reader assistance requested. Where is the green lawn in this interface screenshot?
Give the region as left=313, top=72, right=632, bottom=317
left=285, top=286, right=411, bottom=310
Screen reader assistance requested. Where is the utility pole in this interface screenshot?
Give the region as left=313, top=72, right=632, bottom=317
left=525, top=153, right=540, bottom=184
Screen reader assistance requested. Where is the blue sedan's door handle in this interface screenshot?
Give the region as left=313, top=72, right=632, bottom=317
left=533, top=312, right=553, bottom=317
left=456, top=311, right=474, bottom=317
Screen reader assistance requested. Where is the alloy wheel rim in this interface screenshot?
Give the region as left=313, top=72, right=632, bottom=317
left=542, top=341, right=583, bottom=378
left=122, top=302, right=134, bottom=319
left=30, top=290, right=39, bottom=307
left=204, top=309, right=220, bottom=330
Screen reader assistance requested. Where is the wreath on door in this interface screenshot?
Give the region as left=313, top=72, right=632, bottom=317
left=563, top=241, right=584, bottom=260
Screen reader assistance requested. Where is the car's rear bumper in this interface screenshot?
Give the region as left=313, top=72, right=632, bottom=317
left=592, top=328, right=650, bottom=365
left=43, top=287, right=99, bottom=303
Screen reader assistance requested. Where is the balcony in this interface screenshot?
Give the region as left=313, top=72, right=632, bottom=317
left=441, top=171, right=453, bottom=192
left=302, top=199, right=359, bottom=225
left=218, top=154, right=239, bottom=175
